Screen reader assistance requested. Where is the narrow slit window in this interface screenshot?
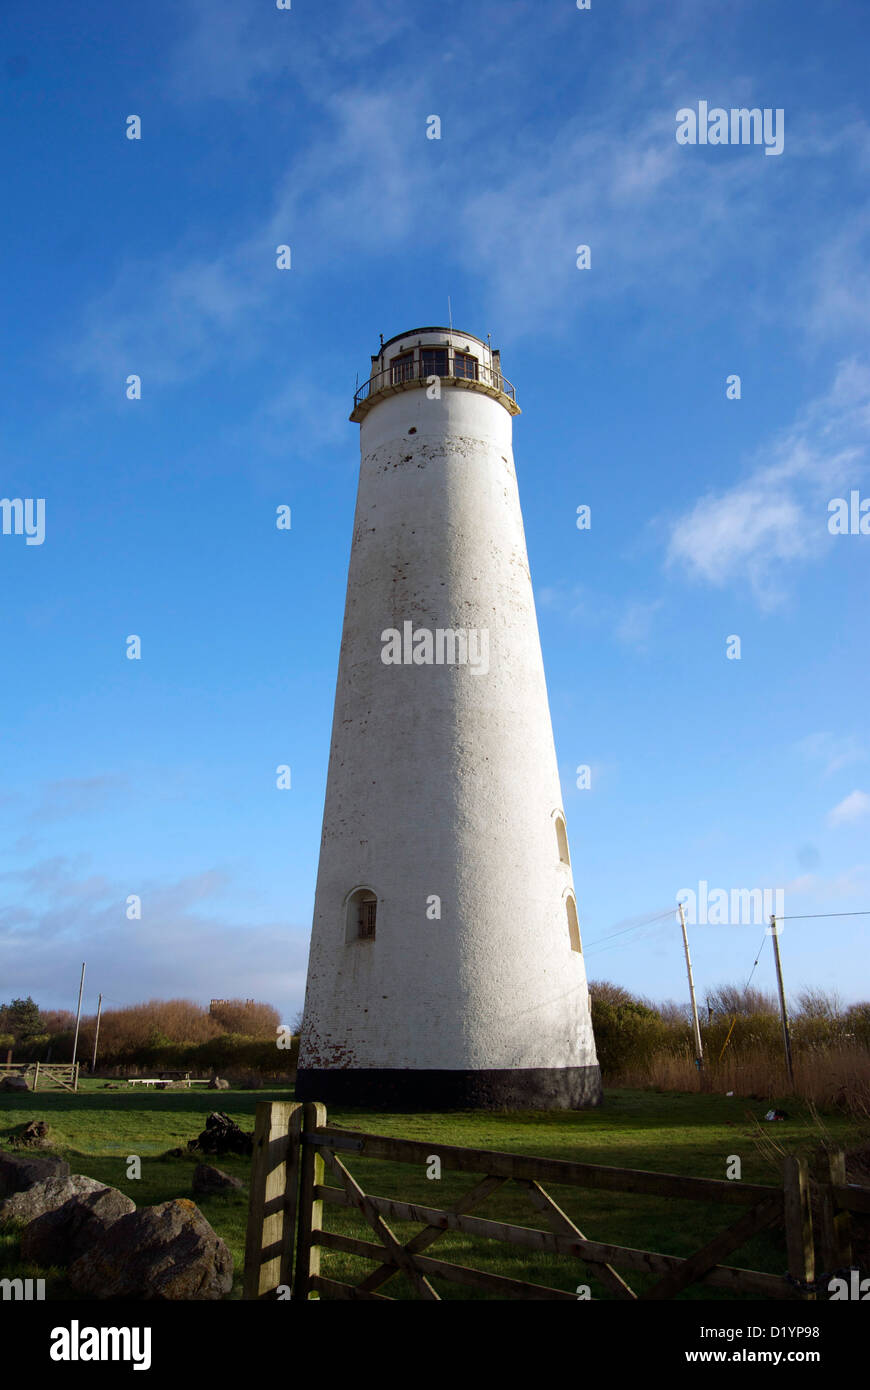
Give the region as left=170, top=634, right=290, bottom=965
left=566, top=895, right=582, bottom=954
left=359, top=896, right=377, bottom=939
left=555, top=814, right=570, bottom=866
left=346, top=888, right=377, bottom=942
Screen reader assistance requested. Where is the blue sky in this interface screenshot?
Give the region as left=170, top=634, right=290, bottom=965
left=1, top=0, right=868, bottom=1026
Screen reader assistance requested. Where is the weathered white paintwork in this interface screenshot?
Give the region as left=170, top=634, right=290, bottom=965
left=297, top=328, right=600, bottom=1104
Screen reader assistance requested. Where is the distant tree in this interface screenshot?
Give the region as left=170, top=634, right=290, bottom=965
left=4, top=997, right=43, bottom=1043
left=40, top=1008, right=77, bottom=1035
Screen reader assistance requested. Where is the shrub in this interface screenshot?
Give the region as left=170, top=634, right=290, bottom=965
left=591, top=997, right=669, bottom=1077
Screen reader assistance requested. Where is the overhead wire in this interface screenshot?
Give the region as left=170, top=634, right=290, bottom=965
left=583, top=906, right=677, bottom=953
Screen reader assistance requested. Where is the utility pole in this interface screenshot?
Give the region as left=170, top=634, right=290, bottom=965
left=71, top=962, right=86, bottom=1074
left=678, top=901, right=704, bottom=1073
left=91, top=993, right=103, bottom=1073
left=769, top=914, right=795, bottom=1087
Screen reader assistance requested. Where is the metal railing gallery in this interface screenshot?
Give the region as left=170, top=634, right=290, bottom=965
left=354, top=358, right=517, bottom=408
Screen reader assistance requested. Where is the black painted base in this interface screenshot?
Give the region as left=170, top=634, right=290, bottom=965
left=294, top=1065, right=602, bottom=1111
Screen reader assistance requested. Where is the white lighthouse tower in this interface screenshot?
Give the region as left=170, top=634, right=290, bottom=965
left=296, top=327, right=601, bottom=1109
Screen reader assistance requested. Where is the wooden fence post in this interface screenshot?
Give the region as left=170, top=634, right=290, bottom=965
left=243, top=1100, right=303, bottom=1299
left=33, top=1062, right=40, bottom=1093
left=817, top=1150, right=852, bottom=1282
left=294, top=1101, right=327, bottom=1300
left=783, top=1155, right=815, bottom=1299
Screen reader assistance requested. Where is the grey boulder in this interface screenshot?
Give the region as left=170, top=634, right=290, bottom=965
left=0, top=1174, right=105, bottom=1227
left=193, top=1164, right=243, bottom=1195
left=69, top=1198, right=233, bottom=1300
left=22, top=1185, right=136, bottom=1265
left=0, top=1150, right=70, bottom=1198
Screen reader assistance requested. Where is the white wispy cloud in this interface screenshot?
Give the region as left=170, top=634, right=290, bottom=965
left=72, top=245, right=269, bottom=388
left=665, top=359, right=870, bottom=606
left=796, top=732, right=866, bottom=777
left=67, top=3, right=870, bottom=403
left=69, top=82, right=433, bottom=389
left=783, top=864, right=870, bottom=899
left=166, top=0, right=413, bottom=105
left=0, top=858, right=308, bottom=1012
left=614, top=598, right=664, bottom=650
left=34, top=775, right=128, bottom=823
left=828, top=790, right=870, bottom=827
left=537, top=582, right=663, bottom=651
left=245, top=377, right=351, bottom=456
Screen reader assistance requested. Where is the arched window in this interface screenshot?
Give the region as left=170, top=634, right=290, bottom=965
left=565, top=893, right=582, bottom=954
left=346, top=888, right=377, bottom=942
left=554, top=813, right=570, bottom=866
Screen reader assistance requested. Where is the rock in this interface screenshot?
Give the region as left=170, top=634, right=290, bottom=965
left=192, top=1164, right=243, bottom=1195
left=0, top=1150, right=70, bottom=1198
left=0, top=1174, right=105, bottom=1227
left=14, top=1120, right=52, bottom=1149
left=0, top=1075, right=29, bottom=1092
left=69, top=1198, right=234, bottom=1300
left=208, top=1077, right=230, bottom=1090
left=189, top=1112, right=252, bottom=1157
left=21, top=1185, right=135, bottom=1265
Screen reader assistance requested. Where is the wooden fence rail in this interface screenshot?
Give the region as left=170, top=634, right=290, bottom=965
left=244, top=1100, right=866, bottom=1301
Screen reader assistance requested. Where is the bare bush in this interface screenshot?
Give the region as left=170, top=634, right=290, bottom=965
left=794, top=987, right=844, bottom=1020
left=705, top=984, right=778, bottom=1018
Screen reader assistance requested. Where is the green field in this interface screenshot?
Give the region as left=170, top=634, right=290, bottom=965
left=1, top=1082, right=864, bottom=1300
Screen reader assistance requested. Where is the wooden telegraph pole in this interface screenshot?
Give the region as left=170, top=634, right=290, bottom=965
left=91, top=993, right=103, bottom=1073
left=70, top=962, right=86, bottom=1077
left=678, top=901, right=705, bottom=1084
left=770, top=914, right=795, bottom=1088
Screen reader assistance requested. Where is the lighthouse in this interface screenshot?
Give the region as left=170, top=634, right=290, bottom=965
left=296, top=327, right=601, bottom=1109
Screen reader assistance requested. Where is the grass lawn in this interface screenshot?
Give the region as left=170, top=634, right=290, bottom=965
left=1, top=1080, right=865, bottom=1300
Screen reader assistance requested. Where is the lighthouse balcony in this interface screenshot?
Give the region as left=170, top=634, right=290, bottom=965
left=351, top=353, right=519, bottom=422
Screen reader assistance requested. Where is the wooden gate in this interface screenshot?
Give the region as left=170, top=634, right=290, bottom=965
left=0, top=1062, right=79, bottom=1092
left=243, top=1101, right=864, bottom=1301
